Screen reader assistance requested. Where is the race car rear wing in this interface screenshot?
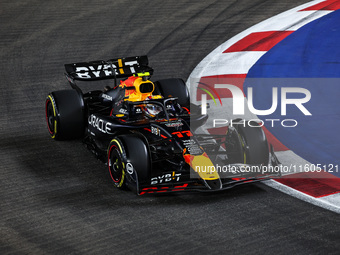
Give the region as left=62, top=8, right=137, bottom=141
left=64, top=55, right=153, bottom=81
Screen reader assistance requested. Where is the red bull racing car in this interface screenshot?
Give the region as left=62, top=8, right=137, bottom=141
left=45, top=55, right=281, bottom=195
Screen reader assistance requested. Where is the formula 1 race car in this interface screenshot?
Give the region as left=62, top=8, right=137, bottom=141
left=45, top=55, right=281, bottom=195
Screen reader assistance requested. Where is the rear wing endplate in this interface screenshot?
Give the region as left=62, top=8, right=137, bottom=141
left=64, top=55, right=153, bottom=81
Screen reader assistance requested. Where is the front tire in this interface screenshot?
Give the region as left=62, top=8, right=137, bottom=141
left=107, top=134, right=151, bottom=191
left=107, top=138, right=127, bottom=189
left=234, top=120, right=269, bottom=166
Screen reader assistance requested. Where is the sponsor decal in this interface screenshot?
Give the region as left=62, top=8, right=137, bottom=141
left=102, top=94, right=113, bottom=101
left=182, top=139, right=203, bottom=155
left=74, top=60, right=138, bottom=79
left=165, top=121, right=183, bottom=127
left=119, top=108, right=127, bottom=114
left=135, top=107, right=142, bottom=113
left=151, top=126, right=160, bottom=136
left=88, top=115, right=114, bottom=134
left=126, top=163, right=134, bottom=175
left=151, top=172, right=182, bottom=185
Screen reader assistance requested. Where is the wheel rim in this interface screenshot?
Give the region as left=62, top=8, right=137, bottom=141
left=108, top=145, right=124, bottom=183
left=45, top=99, right=56, bottom=136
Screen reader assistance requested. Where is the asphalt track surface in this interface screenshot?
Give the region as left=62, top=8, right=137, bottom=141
left=1, top=1, right=340, bottom=254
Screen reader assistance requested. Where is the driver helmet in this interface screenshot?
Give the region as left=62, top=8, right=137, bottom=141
left=144, top=103, right=163, bottom=118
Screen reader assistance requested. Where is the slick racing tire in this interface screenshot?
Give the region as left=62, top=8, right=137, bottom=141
left=234, top=120, right=269, bottom=166
left=45, top=90, right=85, bottom=140
left=154, top=78, right=190, bottom=107
left=107, top=134, right=151, bottom=190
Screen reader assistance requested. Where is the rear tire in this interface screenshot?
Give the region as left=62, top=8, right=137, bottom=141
left=154, top=78, right=190, bottom=107
left=45, top=90, right=85, bottom=140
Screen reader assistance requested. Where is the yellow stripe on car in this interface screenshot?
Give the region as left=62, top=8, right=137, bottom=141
left=118, top=59, right=124, bottom=74
left=48, top=95, right=57, bottom=139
